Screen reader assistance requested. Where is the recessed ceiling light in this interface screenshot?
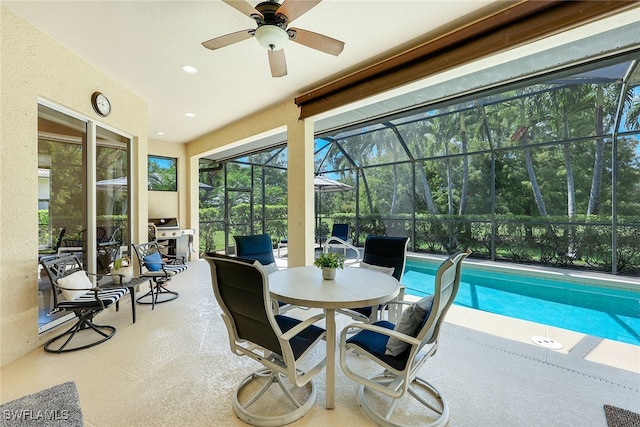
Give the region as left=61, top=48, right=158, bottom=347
left=155, top=131, right=165, bottom=136
left=181, top=65, right=198, bottom=74
left=185, top=112, right=196, bottom=117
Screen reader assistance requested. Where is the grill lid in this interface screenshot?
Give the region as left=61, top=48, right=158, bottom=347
left=149, top=217, right=179, bottom=229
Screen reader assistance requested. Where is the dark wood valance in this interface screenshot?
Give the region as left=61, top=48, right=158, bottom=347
left=295, top=1, right=638, bottom=119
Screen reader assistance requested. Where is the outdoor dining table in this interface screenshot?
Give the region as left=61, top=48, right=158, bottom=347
left=269, top=265, right=400, bottom=409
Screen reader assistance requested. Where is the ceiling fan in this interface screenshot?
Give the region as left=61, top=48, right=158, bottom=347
left=202, top=0, right=345, bottom=77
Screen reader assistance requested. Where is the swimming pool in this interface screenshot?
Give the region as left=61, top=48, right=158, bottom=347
left=402, top=258, right=640, bottom=346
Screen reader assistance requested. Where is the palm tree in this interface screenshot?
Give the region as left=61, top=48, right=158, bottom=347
left=516, top=98, right=548, bottom=217
left=459, top=112, right=470, bottom=215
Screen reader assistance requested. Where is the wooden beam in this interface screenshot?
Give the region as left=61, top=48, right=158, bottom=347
left=295, top=1, right=638, bottom=119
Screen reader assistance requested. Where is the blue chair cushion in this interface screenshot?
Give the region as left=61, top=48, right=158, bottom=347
left=346, top=320, right=412, bottom=371
left=235, top=234, right=276, bottom=266
left=275, top=315, right=325, bottom=360
left=143, top=252, right=163, bottom=271
left=331, top=224, right=349, bottom=241
left=362, top=235, right=409, bottom=281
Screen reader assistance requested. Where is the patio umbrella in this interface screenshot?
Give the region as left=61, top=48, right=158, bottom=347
left=314, top=176, right=354, bottom=235
left=314, top=175, right=354, bottom=193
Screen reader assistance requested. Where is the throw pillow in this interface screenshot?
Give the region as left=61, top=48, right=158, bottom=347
left=385, top=295, right=434, bottom=356
left=143, top=251, right=163, bottom=271
left=360, top=262, right=395, bottom=276
left=57, top=270, right=92, bottom=301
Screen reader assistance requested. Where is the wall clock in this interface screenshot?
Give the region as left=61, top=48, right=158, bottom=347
left=91, top=92, right=111, bottom=117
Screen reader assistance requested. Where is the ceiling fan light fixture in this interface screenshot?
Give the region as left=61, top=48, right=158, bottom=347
left=255, top=24, right=288, bottom=50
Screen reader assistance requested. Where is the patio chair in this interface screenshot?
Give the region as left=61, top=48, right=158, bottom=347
left=277, top=237, right=288, bottom=258
left=96, top=241, right=121, bottom=274
left=233, top=233, right=279, bottom=274
left=39, top=227, right=66, bottom=258
left=339, top=250, right=470, bottom=426
left=338, top=235, right=410, bottom=322
left=323, top=223, right=349, bottom=251
left=132, top=241, right=188, bottom=309
left=234, top=233, right=294, bottom=313
left=206, top=254, right=327, bottom=426
left=322, top=223, right=362, bottom=262
left=39, top=254, right=130, bottom=353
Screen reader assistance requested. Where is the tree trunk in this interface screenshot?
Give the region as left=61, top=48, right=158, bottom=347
left=390, top=164, right=398, bottom=214
left=518, top=101, right=547, bottom=217
left=587, top=85, right=605, bottom=216
left=523, top=140, right=547, bottom=217
left=563, top=118, right=577, bottom=258
left=360, top=170, right=375, bottom=214
left=459, top=113, right=469, bottom=215
left=418, top=162, right=439, bottom=214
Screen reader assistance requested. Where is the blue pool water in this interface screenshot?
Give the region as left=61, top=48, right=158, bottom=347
left=402, top=259, right=640, bottom=346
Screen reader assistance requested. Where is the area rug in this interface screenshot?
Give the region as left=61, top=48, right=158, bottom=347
left=604, top=404, right=640, bottom=427
left=0, top=381, right=83, bottom=426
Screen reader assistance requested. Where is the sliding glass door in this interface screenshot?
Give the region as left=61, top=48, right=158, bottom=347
left=37, top=103, right=131, bottom=332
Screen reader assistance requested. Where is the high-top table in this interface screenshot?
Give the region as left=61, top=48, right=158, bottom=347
left=269, top=266, right=400, bottom=409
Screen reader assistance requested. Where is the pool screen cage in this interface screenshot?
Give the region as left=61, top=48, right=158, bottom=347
left=200, top=51, right=640, bottom=276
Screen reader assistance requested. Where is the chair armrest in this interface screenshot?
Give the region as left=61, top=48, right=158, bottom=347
left=339, top=321, right=422, bottom=348
left=161, top=253, right=187, bottom=264
left=141, top=260, right=170, bottom=274
left=280, top=313, right=326, bottom=341
left=380, top=300, right=412, bottom=308
left=322, top=237, right=361, bottom=263
left=55, top=284, right=101, bottom=293
left=324, top=236, right=349, bottom=246
left=85, top=271, right=111, bottom=282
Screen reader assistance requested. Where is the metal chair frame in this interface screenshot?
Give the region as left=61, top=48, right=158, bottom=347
left=338, top=235, right=410, bottom=323
left=206, top=255, right=327, bottom=426
left=39, top=255, right=129, bottom=353
left=132, top=242, right=187, bottom=309
left=339, top=250, right=470, bottom=427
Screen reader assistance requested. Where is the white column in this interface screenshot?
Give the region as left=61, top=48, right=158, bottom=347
left=287, top=118, right=315, bottom=267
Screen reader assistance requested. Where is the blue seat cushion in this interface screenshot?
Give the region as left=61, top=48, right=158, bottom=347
left=143, top=251, right=163, bottom=271
left=275, top=315, right=325, bottom=360
left=346, top=320, right=412, bottom=371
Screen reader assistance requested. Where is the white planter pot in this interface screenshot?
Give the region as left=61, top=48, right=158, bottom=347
left=111, top=266, right=133, bottom=285
left=322, top=267, right=336, bottom=280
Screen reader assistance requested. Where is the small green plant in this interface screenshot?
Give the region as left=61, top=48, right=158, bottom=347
left=113, top=255, right=131, bottom=270
left=314, top=252, right=345, bottom=269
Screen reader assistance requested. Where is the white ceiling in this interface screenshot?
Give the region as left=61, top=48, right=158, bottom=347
left=3, top=0, right=501, bottom=143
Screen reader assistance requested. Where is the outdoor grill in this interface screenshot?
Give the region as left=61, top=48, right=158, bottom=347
left=148, top=218, right=194, bottom=260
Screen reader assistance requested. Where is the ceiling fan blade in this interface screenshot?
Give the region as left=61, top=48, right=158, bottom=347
left=223, top=0, right=263, bottom=20
left=288, top=28, right=344, bottom=56
left=277, top=0, right=321, bottom=23
left=202, top=29, right=254, bottom=50
left=268, top=49, right=287, bottom=78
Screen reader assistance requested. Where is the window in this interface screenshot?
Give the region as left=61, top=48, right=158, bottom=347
left=148, top=156, right=177, bottom=191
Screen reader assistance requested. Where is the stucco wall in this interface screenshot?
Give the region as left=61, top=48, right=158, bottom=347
left=148, top=139, right=188, bottom=223
left=0, top=6, right=148, bottom=366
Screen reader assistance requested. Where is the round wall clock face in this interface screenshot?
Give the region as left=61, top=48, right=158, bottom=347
left=91, top=92, right=111, bottom=117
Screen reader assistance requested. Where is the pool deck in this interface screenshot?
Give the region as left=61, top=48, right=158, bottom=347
left=409, top=253, right=640, bottom=374
left=446, top=303, right=639, bottom=374
left=5, top=258, right=638, bottom=426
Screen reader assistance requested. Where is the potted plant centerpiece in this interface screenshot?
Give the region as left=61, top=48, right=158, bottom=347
left=111, top=255, right=133, bottom=285
left=314, top=252, right=345, bottom=280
